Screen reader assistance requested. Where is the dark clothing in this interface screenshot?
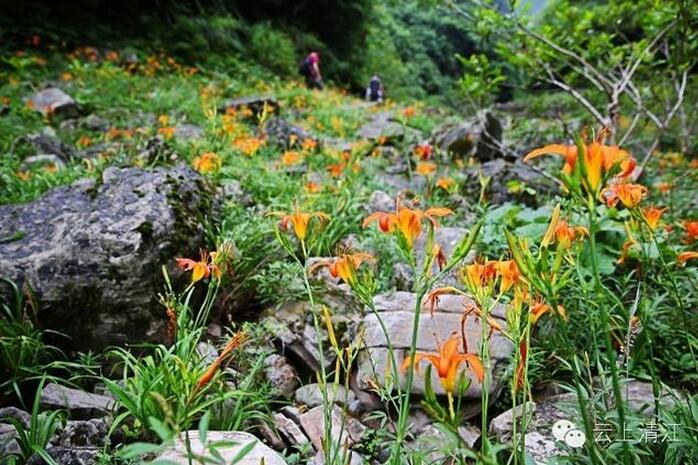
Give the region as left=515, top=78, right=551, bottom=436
left=366, top=77, right=383, bottom=102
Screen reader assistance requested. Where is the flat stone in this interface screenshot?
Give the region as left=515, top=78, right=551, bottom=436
left=357, top=292, right=511, bottom=402
left=27, top=87, right=78, bottom=117
left=39, top=383, right=114, bottom=420
left=156, top=431, right=287, bottom=465
left=21, top=154, right=67, bottom=171
left=295, top=383, right=355, bottom=408
left=174, top=123, right=204, bottom=141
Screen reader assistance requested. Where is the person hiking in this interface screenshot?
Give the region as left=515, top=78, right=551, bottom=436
left=299, top=51, right=323, bottom=90
left=365, top=74, right=384, bottom=103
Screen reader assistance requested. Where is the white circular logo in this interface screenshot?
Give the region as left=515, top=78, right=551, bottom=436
left=552, top=419, right=575, bottom=441
left=564, top=429, right=586, bottom=448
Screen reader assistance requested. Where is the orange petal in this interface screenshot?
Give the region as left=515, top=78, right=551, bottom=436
left=523, top=144, right=573, bottom=162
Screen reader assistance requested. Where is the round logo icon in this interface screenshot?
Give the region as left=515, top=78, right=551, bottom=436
left=552, top=419, right=575, bottom=441
left=564, top=429, right=586, bottom=448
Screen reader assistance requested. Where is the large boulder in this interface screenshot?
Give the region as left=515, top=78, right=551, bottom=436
left=0, top=165, right=215, bottom=350
left=156, top=431, right=287, bottom=465
left=27, top=87, right=78, bottom=118
left=432, top=111, right=502, bottom=161
left=357, top=291, right=512, bottom=418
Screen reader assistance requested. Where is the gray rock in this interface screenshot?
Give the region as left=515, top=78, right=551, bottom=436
left=357, top=292, right=512, bottom=411
left=174, top=123, right=204, bottom=141
left=374, top=173, right=426, bottom=196
left=391, top=263, right=414, bottom=291
left=0, top=423, right=20, bottom=457
left=219, top=95, right=279, bottom=119
left=27, top=446, right=100, bottom=465
left=56, top=419, right=108, bottom=448
left=465, top=158, right=551, bottom=206
left=432, top=111, right=502, bottom=161
left=489, top=380, right=679, bottom=463
left=273, top=412, right=310, bottom=447
left=156, top=431, right=287, bottom=465
left=21, top=154, right=66, bottom=171
left=367, top=190, right=394, bottom=213
left=265, top=354, right=299, bottom=398
left=413, top=226, right=476, bottom=286
left=0, top=407, right=31, bottom=429
left=358, top=112, right=420, bottom=141
left=27, top=87, right=78, bottom=117
left=137, top=135, right=178, bottom=165
left=27, top=127, right=75, bottom=161
left=39, top=384, right=114, bottom=420
left=299, top=405, right=361, bottom=452
left=82, top=114, right=109, bottom=132
left=196, top=342, right=219, bottom=366
left=263, top=117, right=315, bottom=149
left=262, top=301, right=329, bottom=372
left=0, top=166, right=214, bottom=350
left=294, top=383, right=355, bottom=408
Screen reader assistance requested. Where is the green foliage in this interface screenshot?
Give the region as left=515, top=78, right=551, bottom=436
left=0, top=279, right=65, bottom=406
left=4, top=378, right=65, bottom=465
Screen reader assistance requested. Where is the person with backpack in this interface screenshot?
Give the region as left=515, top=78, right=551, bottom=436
left=365, top=74, right=384, bottom=103
left=299, top=51, right=323, bottom=90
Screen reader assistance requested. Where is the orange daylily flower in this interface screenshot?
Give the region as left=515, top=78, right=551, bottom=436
left=158, top=126, right=174, bottom=140
left=402, top=106, right=416, bottom=118
left=402, top=334, right=484, bottom=393
left=192, top=152, right=222, bottom=173
left=641, top=207, right=667, bottom=231
left=529, top=300, right=567, bottom=325
left=494, top=260, right=523, bottom=293
left=304, top=181, right=321, bottom=193
left=196, top=331, right=247, bottom=391
left=683, top=221, right=698, bottom=244
left=414, top=143, right=433, bottom=160
left=302, top=138, right=318, bottom=152
left=524, top=129, right=635, bottom=192
left=677, top=251, right=698, bottom=264
left=327, top=162, right=345, bottom=177
left=601, top=182, right=648, bottom=208
left=363, top=201, right=452, bottom=248
left=269, top=206, right=329, bottom=241
left=233, top=137, right=264, bottom=156
left=542, top=208, right=588, bottom=250
left=436, top=177, right=455, bottom=191
left=415, top=161, right=437, bottom=176
left=315, top=253, right=375, bottom=285
left=463, top=261, right=498, bottom=292
left=176, top=249, right=221, bottom=283
left=281, top=150, right=302, bottom=166
left=655, top=182, right=673, bottom=195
